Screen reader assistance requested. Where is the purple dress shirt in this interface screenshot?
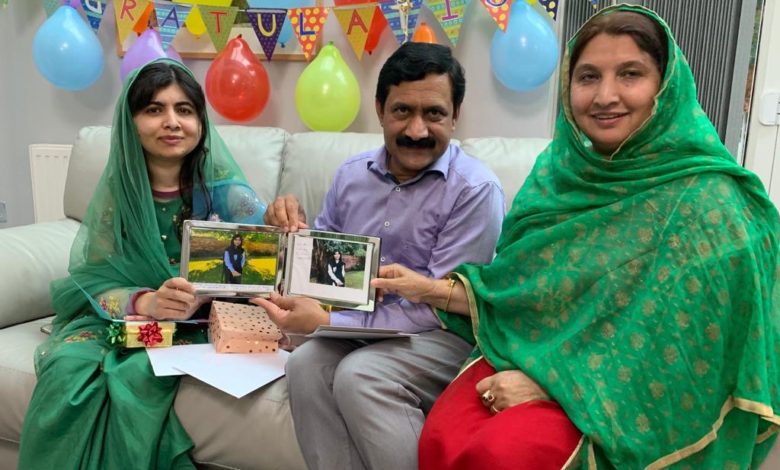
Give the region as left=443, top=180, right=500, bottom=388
left=315, top=143, right=505, bottom=333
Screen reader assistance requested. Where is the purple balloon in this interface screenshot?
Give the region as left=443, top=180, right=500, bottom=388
left=65, top=0, right=80, bottom=9
left=120, top=29, right=167, bottom=82
left=165, top=45, right=183, bottom=64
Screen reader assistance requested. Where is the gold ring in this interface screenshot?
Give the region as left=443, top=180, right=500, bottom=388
left=481, top=390, right=495, bottom=406
left=490, top=404, right=500, bottom=414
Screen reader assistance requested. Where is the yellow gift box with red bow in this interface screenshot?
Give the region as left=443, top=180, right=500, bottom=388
left=124, top=321, right=176, bottom=348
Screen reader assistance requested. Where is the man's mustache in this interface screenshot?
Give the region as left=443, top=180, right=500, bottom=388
left=396, top=136, right=436, bottom=149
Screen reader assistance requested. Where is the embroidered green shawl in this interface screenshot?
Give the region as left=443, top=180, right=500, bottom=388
left=439, top=5, right=780, bottom=468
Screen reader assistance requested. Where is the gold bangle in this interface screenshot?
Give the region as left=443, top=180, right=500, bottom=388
left=443, top=277, right=456, bottom=312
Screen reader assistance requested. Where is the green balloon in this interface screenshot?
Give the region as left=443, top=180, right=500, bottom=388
left=295, top=43, right=361, bottom=132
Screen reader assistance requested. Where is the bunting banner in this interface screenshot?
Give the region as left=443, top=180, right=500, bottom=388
left=154, top=2, right=192, bottom=49
left=379, top=0, right=422, bottom=45
left=334, top=6, right=375, bottom=60
left=174, top=0, right=232, bottom=37
left=133, top=2, right=156, bottom=33
left=479, top=0, right=511, bottom=31
left=115, top=0, right=151, bottom=43
left=200, top=4, right=238, bottom=52
left=427, top=0, right=469, bottom=45
left=80, top=0, right=107, bottom=32
left=248, top=9, right=287, bottom=60
left=42, top=0, right=61, bottom=18
left=537, top=0, right=558, bottom=19
left=288, top=7, right=328, bottom=60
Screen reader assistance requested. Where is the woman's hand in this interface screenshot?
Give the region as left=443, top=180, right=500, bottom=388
left=370, top=263, right=438, bottom=303
left=135, top=277, right=205, bottom=321
left=264, top=195, right=308, bottom=232
left=476, top=370, right=550, bottom=414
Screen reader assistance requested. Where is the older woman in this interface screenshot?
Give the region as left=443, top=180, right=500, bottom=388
left=374, top=5, right=779, bottom=469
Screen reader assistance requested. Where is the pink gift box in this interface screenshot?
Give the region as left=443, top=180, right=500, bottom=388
left=209, top=301, right=282, bottom=354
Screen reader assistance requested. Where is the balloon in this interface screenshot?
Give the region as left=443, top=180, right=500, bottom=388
left=66, top=0, right=80, bottom=9
left=205, top=36, right=270, bottom=122
left=490, top=1, right=559, bottom=92
left=332, top=0, right=387, bottom=55
left=32, top=5, right=104, bottom=91
left=412, top=21, right=436, bottom=43
left=295, top=43, right=360, bottom=132
left=165, top=45, right=183, bottom=64
left=120, top=29, right=170, bottom=82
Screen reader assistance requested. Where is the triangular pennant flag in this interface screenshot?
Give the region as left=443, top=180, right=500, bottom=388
left=536, top=0, right=558, bottom=19
left=80, top=0, right=107, bottom=32
left=115, top=0, right=150, bottom=43
left=427, top=0, right=470, bottom=45
left=42, top=0, right=60, bottom=18
left=479, top=0, right=511, bottom=31
left=133, top=2, right=156, bottom=34
left=200, top=5, right=239, bottom=52
left=288, top=7, right=329, bottom=60
left=379, top=0, right=422, bottom=45
left=334, top=6, right=375, bottom=60
left=155, top=3, right=193, bottom=50
left=248, top=10, right=288, bottom=61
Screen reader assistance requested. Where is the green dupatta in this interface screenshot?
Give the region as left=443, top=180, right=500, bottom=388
left=439, top=5, right=780, bottom=468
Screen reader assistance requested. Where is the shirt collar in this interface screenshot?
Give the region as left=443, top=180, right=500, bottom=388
left=367, top=144, right=454, bottom=184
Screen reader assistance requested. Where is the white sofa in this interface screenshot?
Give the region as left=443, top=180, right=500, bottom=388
left=0, top=126, right=548, bottom=470
left=3, top=126, right=779, bottom=469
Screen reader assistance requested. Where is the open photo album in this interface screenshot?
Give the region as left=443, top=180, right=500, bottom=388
left=180, top=220, right=382, bottom=312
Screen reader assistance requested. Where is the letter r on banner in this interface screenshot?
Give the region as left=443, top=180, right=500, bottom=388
left=121, top=0, right=137, bottom=20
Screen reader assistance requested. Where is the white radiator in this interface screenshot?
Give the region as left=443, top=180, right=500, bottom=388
left=29, top=144, right=72, bottom=223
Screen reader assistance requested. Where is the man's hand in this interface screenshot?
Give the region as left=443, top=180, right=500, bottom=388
left=476, top=370, right=550, bottom=414
left=264, top=195, right=308, bottom=232
left=371, top=263, right=437, bottom=303
left=250, top=292, right=329, bottom=334
left=136, top=277, right=206, bottom=321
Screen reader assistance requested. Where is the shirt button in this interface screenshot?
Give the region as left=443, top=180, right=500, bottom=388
left=395, top=187, right=401, bottom=192
left=161, top=234, right=168, bottom=241
left=380, top=256, right=386, bottom=262
left=161, top=207, right=167, bottom=212
left=383, top=221, right=390, bottom=227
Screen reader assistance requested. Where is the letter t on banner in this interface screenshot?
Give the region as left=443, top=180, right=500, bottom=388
left=199, top=5, right=239, bottom=52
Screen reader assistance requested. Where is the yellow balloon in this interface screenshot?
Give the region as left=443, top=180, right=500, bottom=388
left=295, top=44, right=361, bottom=132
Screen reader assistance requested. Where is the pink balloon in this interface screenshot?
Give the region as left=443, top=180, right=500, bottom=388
left=120, top=29, right=168, bottom=82
left=65, top=0, right=80, bottom=9
left=165, top=45, right=183, bottom=64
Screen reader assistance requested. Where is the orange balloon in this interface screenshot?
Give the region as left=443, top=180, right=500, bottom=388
left=205, top=36, right=270, bottom=122
left=413, top=21, right=436, bottom=44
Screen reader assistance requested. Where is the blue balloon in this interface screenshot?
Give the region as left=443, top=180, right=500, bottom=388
left=490, top=2, right=559, bottom=92
left=248, top=0, right=316, bottom=48
left=32, top=6, right=104, bottom=91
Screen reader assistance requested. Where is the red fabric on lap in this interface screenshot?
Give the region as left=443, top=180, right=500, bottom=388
left=419, top=358, right=582, bottom=470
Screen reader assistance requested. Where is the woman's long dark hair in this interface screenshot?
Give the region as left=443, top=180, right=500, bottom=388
left=127, top=62, right=213, bottom=237
left=227, top=234, right=244, bottom=256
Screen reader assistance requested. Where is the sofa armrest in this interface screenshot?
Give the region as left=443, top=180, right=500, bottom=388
left=0, top=219, right=79, bottom=328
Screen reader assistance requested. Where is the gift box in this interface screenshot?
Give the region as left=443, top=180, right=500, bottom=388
left=209, top=301, right=283, bottom=353
left=123, top=321, right=175, bottom=348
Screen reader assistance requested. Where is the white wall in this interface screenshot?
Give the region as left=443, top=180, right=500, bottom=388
left=0, top=2, right=558, bottom=228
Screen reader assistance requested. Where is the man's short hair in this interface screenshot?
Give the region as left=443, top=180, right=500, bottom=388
left=375, top=42, right=466, bottom=113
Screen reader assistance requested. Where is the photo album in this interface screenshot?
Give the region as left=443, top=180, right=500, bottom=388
left=180, top=220, right=382, bottom=312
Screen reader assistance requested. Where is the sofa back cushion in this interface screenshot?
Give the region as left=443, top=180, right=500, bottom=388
left=63, top=126, right=288, bottom=221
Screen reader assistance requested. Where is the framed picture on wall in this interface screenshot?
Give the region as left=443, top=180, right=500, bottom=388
left=116, top=0, right=321, bottom=61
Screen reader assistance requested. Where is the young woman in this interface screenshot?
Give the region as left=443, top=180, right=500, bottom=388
left=223, top=234, right=246, bottom=284
left=327, top=250, right=345, bottom=286
left=374, top=5, right=780, bottom=469
left=18, top=59, right=267, bottom=468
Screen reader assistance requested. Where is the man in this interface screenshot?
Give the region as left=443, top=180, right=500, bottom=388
left=256, top=42, right=504, bottom=470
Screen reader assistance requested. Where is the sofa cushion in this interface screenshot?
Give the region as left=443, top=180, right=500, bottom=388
left=64, top=126, right=288, bottom=222
left=278, top=131, right=384, bottom=224
left=0, top=220, right=79, bottom=328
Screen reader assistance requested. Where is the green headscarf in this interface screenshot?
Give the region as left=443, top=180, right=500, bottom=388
left=440, top=5, right=779, bottom=468
left=51, top=58, right=264, bottom=329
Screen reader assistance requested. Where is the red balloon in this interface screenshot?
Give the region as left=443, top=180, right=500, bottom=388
left=205, top=36, right=270, bottom=122
left=333, top=0, right=387, bottom=55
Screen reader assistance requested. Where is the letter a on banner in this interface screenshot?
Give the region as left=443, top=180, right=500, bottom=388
left=479, top=0, right=511, bottom=31
left=155, top=3, right=193, bottom=50
left=427, top=0, right=470, bottom=45
left=248, top=9, right=288, bottom=60
left=288, top=7, right=328, bottom=60
left=334, top=6, right=375, bottom=60
left=115, top=0, right=150, bottom=43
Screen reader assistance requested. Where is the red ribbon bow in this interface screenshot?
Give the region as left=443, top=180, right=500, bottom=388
left=137, top=322, right=163, bottom=347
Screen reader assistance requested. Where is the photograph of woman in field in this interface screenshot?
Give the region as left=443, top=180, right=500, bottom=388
left=309, top=240, right=367, bottom=290
left=223, top=234, right=246, bottom=284
left=187, top=228, right=279, bottom=288
left=327, top=251, right=346, bottom=287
